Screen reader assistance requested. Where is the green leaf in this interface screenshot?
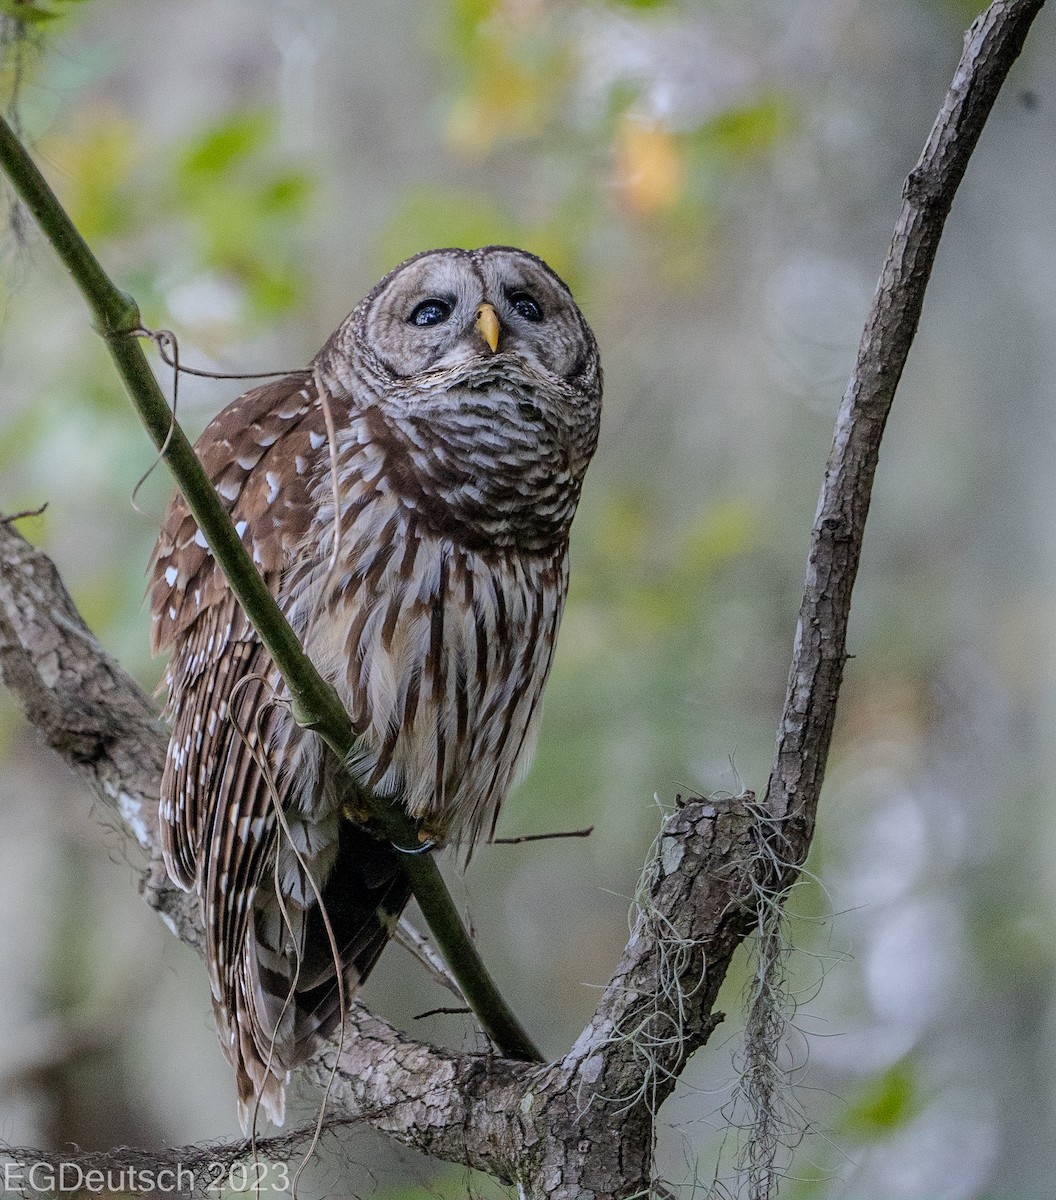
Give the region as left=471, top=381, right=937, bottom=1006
left=841, top=1058, right=920, bottom=1138
left=257, top=170, right=313, bottom=216
left=0, top=2, right=60, bottom=22
left=449, top=0, right=494, bottom=51
left=0, top=0, right=85, bottom=21
left=694, top=94, right=791, bottom=158
left=161, top=108, right=314, bottom=323
left=177, top=110, right=271, bottom=181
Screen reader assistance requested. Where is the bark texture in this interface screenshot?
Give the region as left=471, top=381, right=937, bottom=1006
left=0, top=3, right=1044, bottom=1194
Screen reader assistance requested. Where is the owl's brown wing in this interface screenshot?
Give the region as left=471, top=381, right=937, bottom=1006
left=151, top=373, right=333, bottom=1123
left=150, top=373, right=414, bottom=1127
left=150, top=372, right=319, bottom=892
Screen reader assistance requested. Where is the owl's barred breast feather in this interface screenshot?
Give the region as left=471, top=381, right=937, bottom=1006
left=150, top=246, right=601, bottom=1130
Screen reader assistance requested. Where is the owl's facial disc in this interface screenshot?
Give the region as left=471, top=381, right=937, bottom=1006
left=361, top=247, right=594, bottom=385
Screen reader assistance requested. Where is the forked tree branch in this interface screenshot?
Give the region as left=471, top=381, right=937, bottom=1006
left=0, top=2, right=1044, bottom=1195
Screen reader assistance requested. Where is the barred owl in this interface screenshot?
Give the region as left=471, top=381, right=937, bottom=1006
left=149, top=247, right=602, bottom=1129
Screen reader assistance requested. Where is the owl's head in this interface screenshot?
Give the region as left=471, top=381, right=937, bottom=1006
left=326, top=246, right=600, bottom=397
left=313, top=246, right=601, bottom=548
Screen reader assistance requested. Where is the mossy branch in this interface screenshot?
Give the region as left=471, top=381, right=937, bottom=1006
left=0, top=112, right=542, bottom=1064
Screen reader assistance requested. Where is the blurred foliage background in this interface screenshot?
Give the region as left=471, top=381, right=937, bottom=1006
left=1, top=1, right=1055, bottom=1196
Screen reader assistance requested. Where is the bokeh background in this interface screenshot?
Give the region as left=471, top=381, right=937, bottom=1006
left=2, top=1, right=1055, bottom=1196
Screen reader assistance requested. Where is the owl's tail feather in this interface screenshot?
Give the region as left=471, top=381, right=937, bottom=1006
left=231, top=820, right=413, bottom=1133
left=234, top=1015, right=288, bottom=1132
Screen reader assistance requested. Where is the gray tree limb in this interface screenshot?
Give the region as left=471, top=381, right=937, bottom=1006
left=765, top=0, right=1045, bottom=848
left=0, top=2, right=1044, bottom=1195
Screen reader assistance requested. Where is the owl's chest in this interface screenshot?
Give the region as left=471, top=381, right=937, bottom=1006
left=289, top=491, right=567, bottom=837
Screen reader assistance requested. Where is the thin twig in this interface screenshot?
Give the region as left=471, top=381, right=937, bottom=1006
left=0, top=503, right=47, bottom=524
left=148, top=328, right=309, bottom=381
left=413, top=1006, right=473, bottom=1021
left=492, top=825, right=594, bottom=845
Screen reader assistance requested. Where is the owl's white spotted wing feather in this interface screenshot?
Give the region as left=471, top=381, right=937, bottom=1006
left=151, top=375, right=318, bottom=891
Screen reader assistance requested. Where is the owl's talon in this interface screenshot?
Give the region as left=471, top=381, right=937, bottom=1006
left=392, top=837, right=437, bottom=855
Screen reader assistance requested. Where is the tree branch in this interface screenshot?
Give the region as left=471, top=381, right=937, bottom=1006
left=0, top=1, right=1044, bottom=1194
left=764, top=0, right=1045, bottom=851
left=0, top=513, right=166, bottom=856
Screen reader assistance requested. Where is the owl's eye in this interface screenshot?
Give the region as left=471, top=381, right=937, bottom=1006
left=508, top=292, right=544, bottom=322
left=409, top=298, right=453, bottom=327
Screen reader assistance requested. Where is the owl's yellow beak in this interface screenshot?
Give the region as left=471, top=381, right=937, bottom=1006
left=475, top=303, right=501, bottom=353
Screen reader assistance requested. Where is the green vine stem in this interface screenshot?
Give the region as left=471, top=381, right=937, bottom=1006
left=0, top=112, right=542, bottom=1064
